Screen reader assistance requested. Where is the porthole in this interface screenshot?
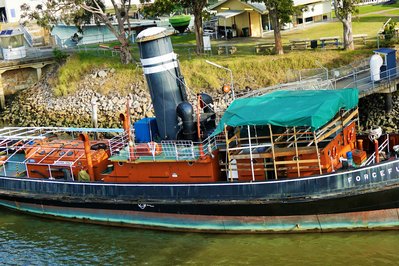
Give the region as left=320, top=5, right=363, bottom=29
left=67, top=151, right=74, bottom=156
left=59, top=151, right=66, bottom=156
left=118, top=162, right=124, bottom=166
left=39, top=150, right=45, bottom=155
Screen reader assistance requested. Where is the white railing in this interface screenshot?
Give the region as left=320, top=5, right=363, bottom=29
left=342, top=65, right=399, bottom=95
left=52, top=32, right=118, bottom=48
left=108, top=133, right=218, bottom=162
left=365, top=134, right=390, bottom=166
left=19, top=25, right=34, bottom=47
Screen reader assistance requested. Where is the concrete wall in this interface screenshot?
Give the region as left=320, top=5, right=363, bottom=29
left=1, top=65, right=51, bottom=95
left=0, top=0, right=42, bottom=23
left=301, top=1, right=331, bottom=19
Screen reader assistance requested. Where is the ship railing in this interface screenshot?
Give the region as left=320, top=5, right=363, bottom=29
left=364, top=134, right=390, bottom=166
left=0, top=141, right=84, bottom=180
left=108, top=133, right=218, bottom=161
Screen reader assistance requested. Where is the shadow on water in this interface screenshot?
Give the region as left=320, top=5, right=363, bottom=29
left=0, top=207, right=398, bottom=265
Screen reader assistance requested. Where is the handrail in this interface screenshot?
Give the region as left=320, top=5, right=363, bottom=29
left=19, top=24, right=34, bottom=47
left=365, top=134, right=390, bottom=166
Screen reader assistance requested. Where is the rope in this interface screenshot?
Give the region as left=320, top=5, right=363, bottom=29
left=368, top=127, right=382, bottom=142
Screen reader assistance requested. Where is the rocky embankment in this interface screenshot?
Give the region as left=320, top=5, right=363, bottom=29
left=0, top=65, right=397, bottom=133
left=0, top=66, right=232, bottom=128
left=358, top=92, right=399, bottom=133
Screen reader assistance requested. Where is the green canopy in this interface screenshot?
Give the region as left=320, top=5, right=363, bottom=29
left=212, top=88, right=358, bottom=135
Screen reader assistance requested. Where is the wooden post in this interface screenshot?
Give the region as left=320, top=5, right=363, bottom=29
left=36, top=67, right=42, bottom=81
left=293, top=127, right=300, bottom=177
left=247, top=125, right=255, bottom=181
left=269, top=124, right=278, bottom=179
left=91, top=98, right=98, bottom=140
left=224, top=125, right=233, bottom=182
left=313, top=131, right=322, bottom=174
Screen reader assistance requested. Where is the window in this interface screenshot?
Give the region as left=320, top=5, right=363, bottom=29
left=305, top=17, right=313, bottom=23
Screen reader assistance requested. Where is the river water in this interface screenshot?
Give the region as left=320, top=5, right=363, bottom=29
left=0, top=208, right=398, bottom=266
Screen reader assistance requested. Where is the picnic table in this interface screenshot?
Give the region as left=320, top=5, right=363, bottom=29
left=353, top=34, right=368, bottom=44
left=319, top=36, right=339, bottom=48
left=218, top=45, right=237, bottom=55
left=254, top=43, right=274, bottom=54
left=290, top=39, right=310, bottom=50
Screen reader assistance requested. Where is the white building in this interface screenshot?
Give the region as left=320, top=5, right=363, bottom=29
left=0, top=0, right=42, bottom=23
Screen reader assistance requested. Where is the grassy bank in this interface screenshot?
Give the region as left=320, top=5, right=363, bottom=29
left=53, top=48, right=372, bottom=96
left=52, top=2, right=398, bottom=96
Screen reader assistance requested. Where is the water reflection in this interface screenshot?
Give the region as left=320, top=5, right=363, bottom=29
left=0, top=208, right=398, bottom=265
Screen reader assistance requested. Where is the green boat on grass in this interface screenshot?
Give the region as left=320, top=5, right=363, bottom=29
left=169, top=15, right=191, bottom=33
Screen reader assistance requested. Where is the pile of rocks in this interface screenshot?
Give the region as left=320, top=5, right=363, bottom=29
left=0, top=66, right=154, bottom=128
left=358, top=91, right=399, bottom=133
left=0, top=66, right=232, bottom=129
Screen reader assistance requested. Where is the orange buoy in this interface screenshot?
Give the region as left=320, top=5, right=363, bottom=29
left=222, top=84, right=231, bottom=93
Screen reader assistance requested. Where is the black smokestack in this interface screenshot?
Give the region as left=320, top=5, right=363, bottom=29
left=136, top=27, right=187, bottom=140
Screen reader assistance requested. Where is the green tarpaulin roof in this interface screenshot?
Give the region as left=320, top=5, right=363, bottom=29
left=212, top=88, right=358, bottom=135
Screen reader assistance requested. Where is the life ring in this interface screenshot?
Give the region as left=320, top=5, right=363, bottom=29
left=331, top=146, right=337, bottom=159
left=347, top=127, right=355, bottom=143
left=147, top=142, right=162, bottom=155
left=135, top=142, right=162, bottom=156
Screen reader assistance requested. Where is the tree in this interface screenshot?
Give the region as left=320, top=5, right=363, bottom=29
left=141, top=0, right=207, bottom=54
left=253, top=0, right=294, bottom=55
left=179, top=0, right=207, bottom=54
left=333, top=0, right=360, bottom=50
left=21, top=0, right=134, bottom=64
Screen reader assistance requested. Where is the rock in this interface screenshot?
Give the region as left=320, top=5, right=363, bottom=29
left=98, top=70, right=107, bottom=78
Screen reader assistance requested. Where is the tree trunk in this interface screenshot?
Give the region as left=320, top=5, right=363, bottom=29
left=118, top=35, right=132, bottom=64
left=270, top=9, right=283, bottom=55
left=342, top=15, right=354, bottom=50
left=101, top=12, right=132, bottom=64
left=193, top=10, right=204, bottom=54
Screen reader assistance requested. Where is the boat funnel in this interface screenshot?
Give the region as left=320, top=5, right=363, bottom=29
left=136, top=27, right=188, bottom=140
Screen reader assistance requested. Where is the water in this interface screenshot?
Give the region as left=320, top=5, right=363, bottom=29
left=0, top=208, right=398, bottom=265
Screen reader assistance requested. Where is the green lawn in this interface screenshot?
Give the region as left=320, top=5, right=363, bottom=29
left=357, top=3, right=399, bottom=14
left=57, top=2, right=399, bottom=96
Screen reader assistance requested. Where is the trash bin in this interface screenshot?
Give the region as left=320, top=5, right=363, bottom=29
left=227, top=30, right=233, bottom=39
left=310, top=40, right=318, bottom=49
left=242, top=27, right=249, bottom=37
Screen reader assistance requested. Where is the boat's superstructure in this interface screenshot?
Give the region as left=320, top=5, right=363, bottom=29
left=0, top=27, right=398, bottom=233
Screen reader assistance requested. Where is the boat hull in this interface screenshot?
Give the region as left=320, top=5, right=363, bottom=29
left=1, top=198, right=399, bottom=233
left=0, top=159, right=399, bottom=233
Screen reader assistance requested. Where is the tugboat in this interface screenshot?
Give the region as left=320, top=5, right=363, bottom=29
left=0, top=27, right=398, bottom=233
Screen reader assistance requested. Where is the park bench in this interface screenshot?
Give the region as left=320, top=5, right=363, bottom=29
left=319, top=36, right=339, bottom=48
left=218, top=45, right=237, bottom=55
left=353, top=34, right=368, bottom=44
left=254, top=43, right=274, bottom=54
left=290, top=39, right=310, bottom=50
